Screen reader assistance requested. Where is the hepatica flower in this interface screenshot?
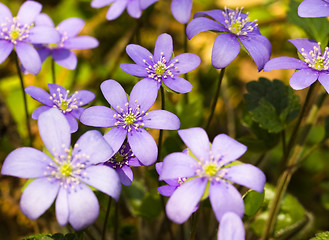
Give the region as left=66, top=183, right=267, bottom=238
left=298, top=0, right=329, bottom=18
left=80, top=80, right=180, bottom=166
left=159, top=127, right=266, bottom=224
left=105, top=142, right=142, bottom=186
left=34, top=14, right=99, bottom=70
left=25, top=83, right=95, bottom=133
left=218, top=212, right=245, bottom=240
left=0, top=1, right=60, bottom=74
left=171, top=0, right=193, bottom=24
left=121, top=33, right=201, bottom=93
left=186, top=7, right=271, bottom=71
left=264, top=39, right=329, bottom=93
left=91, top=0, right=157, bottom=21
left=1, top=108, right=121, bottom=230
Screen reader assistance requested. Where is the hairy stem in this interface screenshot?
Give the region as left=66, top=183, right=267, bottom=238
left=101, top=196, right=112, bottom=240
left=51, top=58, right=56, bottom=84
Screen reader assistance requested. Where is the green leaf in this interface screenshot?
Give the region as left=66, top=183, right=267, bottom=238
left=243, top=190, right=265, bottom=217
left=310, top=231, right=329, bottom=240
left=22, top=234, right=53, bottom=240
left=287, top=0, right=329, bottom=44
left=244, top=78, right=300, bottom=133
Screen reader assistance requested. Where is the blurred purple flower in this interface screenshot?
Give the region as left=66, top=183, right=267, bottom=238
left=34, top=14, right=99, bottom=70
left=121, top=33, right=200, bottom=93
left=0, top=1, right=60, bottom=74
left=105, top=142, right=142, bottom=186
left=25, top=83, right=95, bottom=133
left=80, top=79, right=180, bottom=166
left=1, top=108, right=121, bottom=230
left=91, top=0, right=157, bottom=21
left=159, top=127, right=266, bottom=224
left=171, top=0, right=193, bottom=24
left=298, top=0, right=329, bottom=17
left=264, top=39, right=329, bottom=93
left=218, top=212, right=245, bottom=240
left=186, top=7, right=271, bottom=71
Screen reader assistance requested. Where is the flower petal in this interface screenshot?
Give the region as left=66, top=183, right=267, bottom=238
left=101, top=80, right=128, bottom=110
left=78, top=165, right=121, bottom=201
left=218, top=212, right=245, bottom=240
left=171, top=0, right=192, bottom=24
left=104, top=127, right=127, bottom=156
left=63, top=36, right=99, bottom=49
left=163, top=76, right=193, bottom=93
left=35, top=13, right=54, bottom=27
left=48, top=83, right=66, bottom=96
left=289, top=68, right=318, bottom=90
left=209, top=181, right=244, bottom=221
left=288, top=38, right=318, bottom=58
left=65, top=114, right=78, bottom=133
left=38, top=108, right=71, bottom=157
left=117, top=165, right=133, bottom=186
left=178, top=127, right=210, bottom=162
left=263, top=56, right=308, bottom=71
left=15, top=42, right=41, bottom=75
left=57, top=18, right=85, bottom=37
left=126, top=44, right=153, bottom=66
left=186, top=17, right=226, bottom=40
left=0, top=3, right=12, bottom=23
left=52, top=48, right=77, bottom=70
left=211, top=33, right=240, bottom=69
left=193, top=10, right=226, bottom=25
left=25, top=86, right=53, bottom=106
left=239, top=34, right=272, bottom=71
left=68, top=183, right=99, bottom=230
left=158, top=185, right=177, bottom=197
left=170, top=53, right=201, bottom=75
left=80, top=106, right=117, bottom=127
left=142, top=110, right=180, bottom=130
left=318, top=72, right=329, bottom=93
left=71, top=108, right=85, bottom=119
left=1, top=147, right=53, bottom=178
left=36, top=46, right=51, bottom=63
left=0, top=40, right=13, bottom=64
left=140, top=0, right=158, bottom=9
left=73, top=130, right=113, bottom=165
left=128, top=128, right=157, bottom=166
left=211, top=134, right=247, bottom=166
left=74, top=90, right=95, bottom=106
left=154, top=33, right=173, bottom=63
left=226, top=164, right=266, bottom=193
left=129, top=79, right=158, bottom=112
left=298, top=0, right=329, bottom=17
left=91, top=0, right=114, bottom=8
left=20, top=178, right=60, bottom=220
left=166, top=178, right=207, bottom=224
left=106, top=0, right=128, bottom=20
left=127, top=0, right=142, bottom=18
left=160, top=152, right=198, bottom=180
left=17, top=1, right=42, bottom=25
left=28, top=26, right=60, bottom=44
left=32, top=106, right=52, bottom=119
left=56, top=187, right=69, bottom=226
left=120, top=63, right=148, bottom=77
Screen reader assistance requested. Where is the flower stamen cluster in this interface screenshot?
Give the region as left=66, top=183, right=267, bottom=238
left=143, top=52, right=179, bottom=83
left=107, top=144, right=135, bottom=169
left=300, top=42, right=329, bottom=71
left=50, top=88, right=80, bottom=113
left=0, top=17, right=33, bottom=45
left=222, top=7, right=258, bottom=36
left=113, top=101, right=146, bottom=132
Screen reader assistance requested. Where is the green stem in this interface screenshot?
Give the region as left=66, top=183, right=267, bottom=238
left=189, top=208, right=200, bottom=240
left=183, top=23, right=189, bottom=105
left=261, top=92, right=326, bottom=240
left=205, top=68, right=225, bottom=132
left=157, top=86, right=165, bottom=162
left=101, top=196, right=112, bottom=240
left=51, top=58, right=56, bottom=84
left=114, top=201, right=119, bottom=240
left=14, top=52, right=32, bottom=146
left=281, top=130, right=286, bottom=158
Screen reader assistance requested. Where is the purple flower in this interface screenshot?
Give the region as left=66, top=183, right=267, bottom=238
left=0, top=1, right=60, bottom=74
left=34, top=14, right=99, bottom=70
left=105, top=142, right=142, bottom=186
left=186, top=7, right=271, bottom=71
left=264, top=39, right=329, bottom=93
left=171, top=0, right=193, bottom=24
left=25, top=83, right=95, bottom=133
left=159, top=127, right=266, bottom=224
left=1, top=108, right=121, bottom=230
left=91, top=0, right=157, bottom=21
left=298, top=0, right=329, bottom=18
left=121, top=33, right=201, bottom=93
left=218, top=212, right=245, bottom=240
left=80, top=80, right=180, bottom=166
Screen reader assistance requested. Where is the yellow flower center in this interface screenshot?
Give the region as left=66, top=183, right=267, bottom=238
left=60, top=101, right=69, bottom=111
left=155, top=63, right=166, bottom=75
left=59, top=162, right=72, bottom=177
left=204, top=163, right=219, bottom=177
left=10, top=29, right=20, bottom=40
left=124, top=114, right=135, bottom=125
